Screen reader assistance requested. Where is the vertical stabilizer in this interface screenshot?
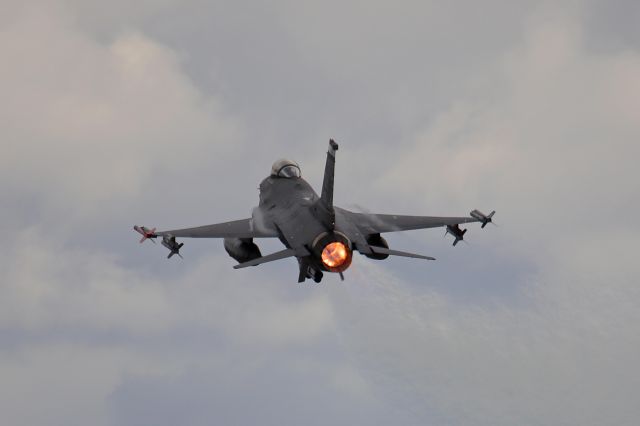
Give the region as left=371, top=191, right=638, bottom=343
left=321, top=139, right=338, bottom=209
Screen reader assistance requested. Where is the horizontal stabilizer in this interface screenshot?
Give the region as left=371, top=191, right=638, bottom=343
left=233, top=248, right=297, bottom=269
left=369, top=245, right=435, bottom=261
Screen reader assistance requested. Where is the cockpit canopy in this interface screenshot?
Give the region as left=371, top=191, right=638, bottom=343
left=271, top=159, right=301, bottom=178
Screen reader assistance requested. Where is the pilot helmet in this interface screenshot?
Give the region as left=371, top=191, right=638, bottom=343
left=271, top=159, right=301, bottom=178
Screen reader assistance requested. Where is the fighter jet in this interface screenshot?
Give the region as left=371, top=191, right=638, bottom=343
left=134, top=140, right=495, bottom=283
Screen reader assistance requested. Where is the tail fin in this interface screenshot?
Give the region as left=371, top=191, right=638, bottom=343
left=318, top=139, right=339, bottom=229
left=321, top=139, right=338, bottom=209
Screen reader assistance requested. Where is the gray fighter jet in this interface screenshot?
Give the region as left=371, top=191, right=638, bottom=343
left=134, top=140, right=495, bottom=283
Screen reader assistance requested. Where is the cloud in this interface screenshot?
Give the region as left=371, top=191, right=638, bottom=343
left=0, top=3, right=240, bottom=220
left=0, top=229, right=340, bottom=426
left=383, top=6, right=640, bottom=230
left=327, top=7, right=640, bottom=425
left=331, top=243, right=640, bottom=425
left=0, top=5, right=338, bottom=425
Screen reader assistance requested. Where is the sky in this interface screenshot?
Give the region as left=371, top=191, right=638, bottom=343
left=1, top=1, right=640, bottom=425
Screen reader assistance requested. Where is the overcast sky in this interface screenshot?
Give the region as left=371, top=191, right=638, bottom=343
left=2, top=1, right=640, bottom=425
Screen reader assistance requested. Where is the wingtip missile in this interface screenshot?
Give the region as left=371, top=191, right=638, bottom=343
left=470, top=209, right=496, bottom=228
left=134, top=225, right=157, bottom=243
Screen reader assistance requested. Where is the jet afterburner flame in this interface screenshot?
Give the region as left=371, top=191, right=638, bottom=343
left=321, top=241, right=350, bottom=270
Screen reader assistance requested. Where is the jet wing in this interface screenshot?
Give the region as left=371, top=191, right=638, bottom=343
left=154, top=218, right=279, bottom=239
left=343, top=211, right=479, bottom=234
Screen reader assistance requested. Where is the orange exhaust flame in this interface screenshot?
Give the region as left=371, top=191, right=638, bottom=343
left=321, top=242, right=349, bottom=268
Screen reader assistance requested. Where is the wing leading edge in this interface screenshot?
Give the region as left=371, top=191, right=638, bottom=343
left=344, top=211, right=479, bottom=234
left=153, top=218, right=279, bottom=239
left=340, top=209, right=495, bottom=250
